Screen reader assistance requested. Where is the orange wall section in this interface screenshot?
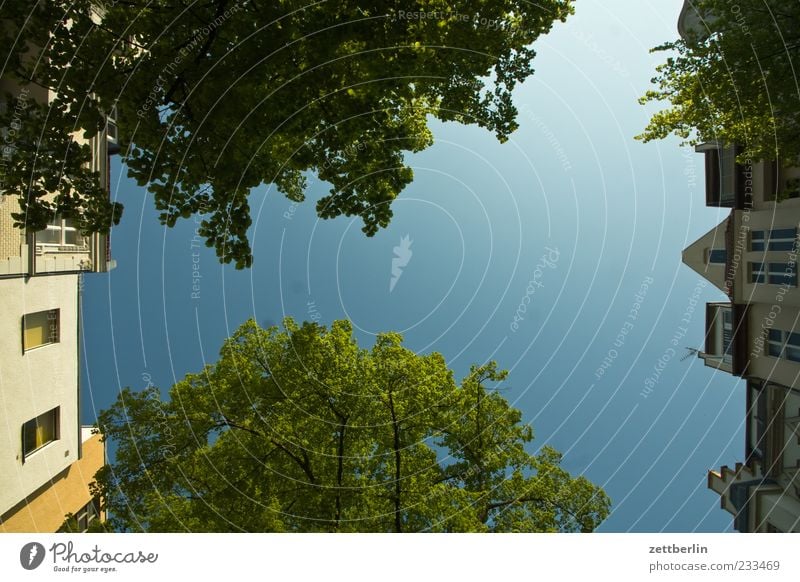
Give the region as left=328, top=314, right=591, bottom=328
left=0, top=433, right=105, bottom=533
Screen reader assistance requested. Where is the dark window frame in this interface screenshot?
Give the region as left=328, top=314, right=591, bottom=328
left=21, top=407, right=60, bottom=460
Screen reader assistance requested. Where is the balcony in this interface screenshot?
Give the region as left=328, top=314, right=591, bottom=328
left=700, top=302, right=750, bottom=376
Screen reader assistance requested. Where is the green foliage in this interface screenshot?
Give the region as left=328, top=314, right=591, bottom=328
left=2, top=0, right=572, bottom=268
left=0, top=89, right=122, bottom=236
left=94, top=318, right=610, bottom=532
left=638, top=0, right=800, bottom=162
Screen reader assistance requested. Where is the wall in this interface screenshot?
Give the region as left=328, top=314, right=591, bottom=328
left=0, top=430, right=103, bottom=532
left=0, top=274, right=79, bottom=516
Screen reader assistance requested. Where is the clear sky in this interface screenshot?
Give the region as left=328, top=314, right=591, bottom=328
left=80, top=0, right=744, bottom=532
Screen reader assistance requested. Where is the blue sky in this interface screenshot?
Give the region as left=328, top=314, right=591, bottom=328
left=80, top=0, right=744, bottom=532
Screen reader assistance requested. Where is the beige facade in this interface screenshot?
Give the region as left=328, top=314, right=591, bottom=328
left=682, top=140, right=800, bottom=531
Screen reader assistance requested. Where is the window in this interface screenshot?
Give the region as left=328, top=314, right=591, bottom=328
left=35, top=215, right=84, bottom=247
left=704, top=146, right=737, bottom=206
left=751, top=228, right=797, bottom=251
left=749, top=386, right=767, bottom=460
left=767, top=329, right=800, bottom=362
left=59, top=497, right=101, bottom=532
left=782, top=177, right=800, bottom=201
left=75, top=498, right=101, bottom=532
left=22, top=407, right=59, bottom=458
left=721, top=308, right=733, bottom=363
left=22, top=309, right=59, bottom=351
left=750, top=262, right=797, bottom=286
left=708, top=249, right=727, bottom=264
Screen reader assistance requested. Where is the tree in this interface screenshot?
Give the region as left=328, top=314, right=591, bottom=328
left=1, top=0, right=573, bottom=268
left=638, top=0, right=800, bottom=163
left=93, top=318, right=610, bottom=532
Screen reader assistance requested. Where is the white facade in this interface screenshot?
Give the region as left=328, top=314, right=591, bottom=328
left=0, top=274, right=80, bottom=517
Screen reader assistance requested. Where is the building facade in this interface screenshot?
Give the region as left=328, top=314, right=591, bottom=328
left=0, top=74, right=115, bottom=532
left=682, top=141, right=800, bottom=532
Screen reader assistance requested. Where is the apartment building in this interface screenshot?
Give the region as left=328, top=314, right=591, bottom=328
left=0, top=75, right=116, bottom=532
left=681, top=143, right=800, bottom=532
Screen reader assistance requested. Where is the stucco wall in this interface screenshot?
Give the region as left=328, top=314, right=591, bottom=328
left=0, top=274, right=79, bottom=516
left=0, top=431, right=103, bottom=532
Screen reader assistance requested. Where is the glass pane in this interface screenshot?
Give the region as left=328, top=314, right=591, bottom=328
left=786, top=346, right=800, bottom=362
left=751, top=263, right=765, bottom=283
left=709, top=249, right=727, bottom=263
left=752, top=231, right=765, bottom=241
left=22, top=408, right=58, bottom=455
left=46, top=310, right=59, bottom=343
left=771, top=228, right=796, bottom=239
left=769, top=241, right=795, bottom=251
left=35, top=226, right=61, bottom=245
left=769, top=273, right=785, bottom=284
left=769, top=264, right=792, bottom=285
left=23, top=310, right=58, bottom=349
left=23, top=311, right=48, bottom=349
left=36, top=412, right=56, bottom=447
left=752, top=242, right=765, bottom=251
left=23, top=419, right=38, bottom=455
left=768, top=329, right=782, bottom=342
left=64, top=227, right=80, bottom=246
left=768, top=342, right=783, bottom=358
left=722, top=309, right=732, bottom=325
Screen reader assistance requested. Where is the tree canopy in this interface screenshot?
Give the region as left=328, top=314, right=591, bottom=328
left=638, top=0, right=800, bottom=162
left=92, top=318, right=610, bottom=532
left=1, top=0, right=572, bottom=268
